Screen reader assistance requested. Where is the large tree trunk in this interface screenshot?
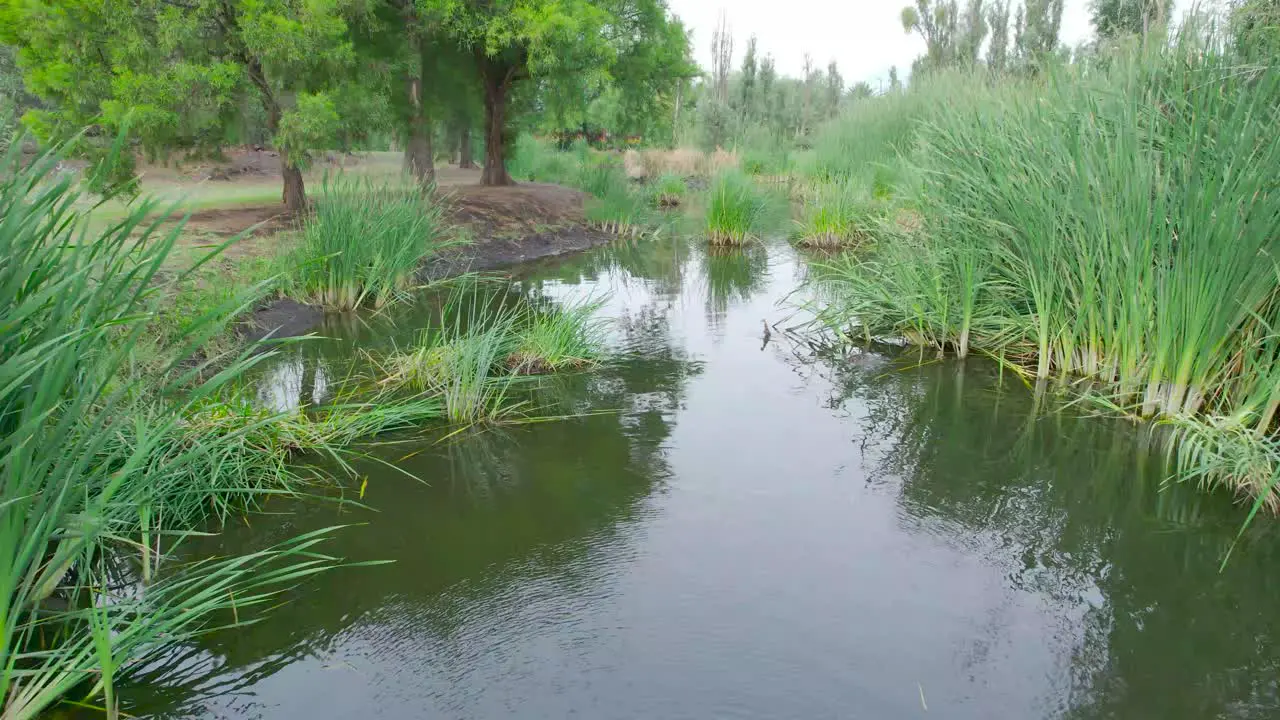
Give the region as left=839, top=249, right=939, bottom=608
left=282, top=163, right=306, bottom=216
left=247, top=55, right=307, bottom=216
left=405, top=38, right=434, bottom=185
left=459, top=125, right=475, bottom=169
left=479, top=62, right=513, bottom=186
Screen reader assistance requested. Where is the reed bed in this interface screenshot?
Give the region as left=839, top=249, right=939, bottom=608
left=0, top=141, right=449, bottom=718
left=808, top=41, right=1280, bottom=510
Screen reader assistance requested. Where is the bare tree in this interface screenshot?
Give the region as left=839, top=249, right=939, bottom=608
left=711, top=12, right=734, bottom=105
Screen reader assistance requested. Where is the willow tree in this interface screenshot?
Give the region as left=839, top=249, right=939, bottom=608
left=0, top=0, right=355, bottom=214
left=445, top=0, right=687, bottom=186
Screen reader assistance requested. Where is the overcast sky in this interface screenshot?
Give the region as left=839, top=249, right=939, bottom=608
left=668, top=0, right=1109, bottom=88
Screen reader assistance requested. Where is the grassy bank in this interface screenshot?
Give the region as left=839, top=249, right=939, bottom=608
left=0, top=144, right=452, bottom=718
left=509, top=136, right=691, bottom=239
left=0, top=143, right=608, bottom=715
left=801, top=42, right=1280, bottom=510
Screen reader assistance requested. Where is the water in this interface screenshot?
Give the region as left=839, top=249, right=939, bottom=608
left=133, top=236, right=1280, bottom=719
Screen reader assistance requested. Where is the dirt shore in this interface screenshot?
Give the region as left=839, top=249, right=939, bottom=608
left=240, top=179, right=614, bottom=342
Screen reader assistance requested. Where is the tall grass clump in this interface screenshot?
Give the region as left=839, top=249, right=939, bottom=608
left=287, top=174, right=448, bottom=310
left=811, top=38, right=1280, bottom=508
left=703, top=170, right=783, bottom=245
left=576, top=155, right=657, bottom=237
left=0, top=140, right=385, bottom=718
left=647, top=173, right=687, bottom=208
left=380, top=286, right=609, bottom=422
left=381, top=296, right=528, bottom=424
left=510, top=297, right=609, bottom=373
left=791, top=180, right=882, bottom=248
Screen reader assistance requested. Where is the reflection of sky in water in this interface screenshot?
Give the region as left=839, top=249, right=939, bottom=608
left=129, top=238, right=1280, bottom=720
left=255, top=356, right=330, bottom=412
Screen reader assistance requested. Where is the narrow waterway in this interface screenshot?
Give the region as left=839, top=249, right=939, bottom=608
left=135, top=235, right=1280, bottom=719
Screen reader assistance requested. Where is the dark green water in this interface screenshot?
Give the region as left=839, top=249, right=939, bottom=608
left=135, top=236, right=1280, bottom=719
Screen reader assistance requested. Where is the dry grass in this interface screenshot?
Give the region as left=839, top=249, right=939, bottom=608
left=624, top=147, right=739, bottom=180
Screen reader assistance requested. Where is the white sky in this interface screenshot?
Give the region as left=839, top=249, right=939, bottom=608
left=669, top=0, right=1170, bottom=89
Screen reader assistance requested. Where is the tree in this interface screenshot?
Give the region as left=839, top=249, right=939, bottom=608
left=987, top=0, right=1012, bottom=73
left=701, top=10, right=734, bottom=149
left=957, top=0, right=989, bottom=66
left=1016, top=0, right=1065, bottom=66
left=351, top=0, right=453, bottom=185
left=710, top=11, right=733, bottom=105
left=0, top=0, right=355, bottom=214
left=847, top=81, right=874, bottom=101
left=758, top=53, right=777, bottom=126
left=824, top=60, right=843, bottom=118
left=1091, top=0, right=1165, bottom=40
left=888, top=65, right=902, bottom=92
left=738, top=35, right=758, bottom=120
left=799, top=53, right=814, bottom=138
left=609, top=7, right=695, bottom=143
left=444, top=0, right=685, bottom=186
left=902, top=0, right=959, bottom=69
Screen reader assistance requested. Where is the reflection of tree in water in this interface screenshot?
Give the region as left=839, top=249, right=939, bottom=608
left=122, top=283, right=703, bottom=719
left=515, top=233, right=690, bottom=299
left=802, top=350, right=1280, bottom=720
left=701, top=244, right=769, bottom=327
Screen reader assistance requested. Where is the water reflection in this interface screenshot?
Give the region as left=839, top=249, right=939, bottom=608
left=123, top=237, right=1280, bottom=720
left=701, top=244, right=769, bottom=326
left=810, top=353, right=1280, bottom=719
left=126, top=249, right=703, bottom=719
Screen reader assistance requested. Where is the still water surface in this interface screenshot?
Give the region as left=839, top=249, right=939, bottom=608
left=136, top=236, right=1280, bottom=719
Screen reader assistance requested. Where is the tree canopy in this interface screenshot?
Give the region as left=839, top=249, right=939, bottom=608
left=0, top=0, right=693, bottom=204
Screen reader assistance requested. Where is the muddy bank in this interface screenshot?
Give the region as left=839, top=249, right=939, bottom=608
left=243, top=227, right=613, bottom=342
left=242, top=182, right=614, bottom=342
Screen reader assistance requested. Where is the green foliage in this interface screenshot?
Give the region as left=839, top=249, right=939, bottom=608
left=1231, top=0, right=1280, bottom=58
left=512, top=296, right=609, bottom=373
left=286, top=174, right=450, bottom=310
left=1091, top=0, right=1163, bottom=39
left=808, top=40, right=1280, bottom=511
left=791, top=180, right=881, bottom=248
left=0, top=0, right=358, bottom=204
left=276, top=93, right=341, bottom=168
left=0, top=141, right=446, bottom=719
left=703, top=170, right=783, bottom=245
left=508, top=133, right=577, bottom=183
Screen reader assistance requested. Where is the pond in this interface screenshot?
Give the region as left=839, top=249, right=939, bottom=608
left=131, top=235, right=1280, bottom=719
